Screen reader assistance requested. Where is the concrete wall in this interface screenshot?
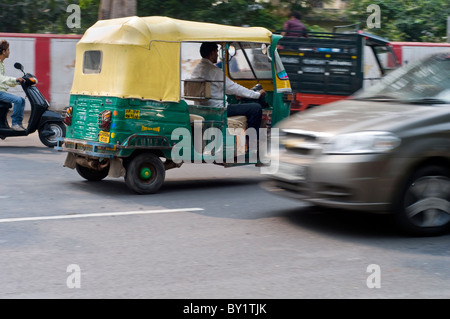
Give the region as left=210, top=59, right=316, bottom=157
left=0, top=33, right=81, bottom=111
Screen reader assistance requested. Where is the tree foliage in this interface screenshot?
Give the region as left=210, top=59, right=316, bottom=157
left=347, top=0, right=450, bottom=42
left=0, top=0, right=67, bottom=33
left=277, top=0, right=332, bottom=16
left=137, top=0, right=284, bottom=30
left=1, top=0, right=447, bottom=42
left=0, top=0, right=99, bottom=34
left=0, top=0, right=302, bottom=34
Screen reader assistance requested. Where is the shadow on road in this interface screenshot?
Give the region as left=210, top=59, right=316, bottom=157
left=279, top=205, right=450, bottom=242
left=59, top=169, right=450, bottom=241
left=68, top=176, right=264, bottom=196
left=0, top=145, right=59, bottom=154
left=162, top=177, right=263, bottom=193
left=281, top=206, right=401, bottom=238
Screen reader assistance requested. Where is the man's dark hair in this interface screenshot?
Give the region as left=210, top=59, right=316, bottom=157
left=0, top=40, right=9, bottom=55
left=200, top=42, right=218, bottom=59
left=290, top=11, right=301, bottom=20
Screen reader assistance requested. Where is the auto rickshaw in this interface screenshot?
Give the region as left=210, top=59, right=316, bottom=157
left=56, top=16, right=292, bottom=194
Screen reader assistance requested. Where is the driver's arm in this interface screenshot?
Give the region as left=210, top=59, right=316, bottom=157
left=225, top=77, right=262, bottom=99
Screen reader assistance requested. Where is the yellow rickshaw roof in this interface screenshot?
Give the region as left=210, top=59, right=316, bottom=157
left=79, top=16, right=273, bottom=46
left=72, top=16, right=278, bottom=102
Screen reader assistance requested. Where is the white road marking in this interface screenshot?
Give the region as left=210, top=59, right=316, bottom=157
left=0, top=208, right=204, bottom=224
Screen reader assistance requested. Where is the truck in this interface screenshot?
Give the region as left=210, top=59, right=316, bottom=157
left=277, top=27, right=400, bottom=112
left=391, top=41, right=450, bottom=66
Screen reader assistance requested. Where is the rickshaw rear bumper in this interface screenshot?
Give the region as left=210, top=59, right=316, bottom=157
left=55, top=137, right=117, bottom=159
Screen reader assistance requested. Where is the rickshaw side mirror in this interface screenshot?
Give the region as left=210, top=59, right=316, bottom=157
left=219, top=44, right=236, bottom=62
left=261, top=44, right=272, bottom=62
left=228, top=45, right=236, bottom=58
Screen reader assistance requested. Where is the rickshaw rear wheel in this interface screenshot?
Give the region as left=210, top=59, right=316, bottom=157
left=125, top=153, right=165, bottom=194
left=76, top=163, right=109, bottom=181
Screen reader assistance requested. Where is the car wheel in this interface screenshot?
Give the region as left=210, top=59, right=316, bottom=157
left=395, top=165, right=450, bottom=236
left=76, top=163, right=110, bottom=181
left=125, top=153, right=165, bottom=194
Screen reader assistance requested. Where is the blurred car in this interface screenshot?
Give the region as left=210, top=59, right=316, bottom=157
left=263, top=51, right=450, bottom=236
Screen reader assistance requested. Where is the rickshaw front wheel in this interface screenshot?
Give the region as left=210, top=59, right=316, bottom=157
left=125, top=153, right=166, bottom=194
left=76, top=163, right=109, bottom=181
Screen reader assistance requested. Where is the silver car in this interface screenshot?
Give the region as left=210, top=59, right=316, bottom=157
left=263, top=51, right=450, bottom=236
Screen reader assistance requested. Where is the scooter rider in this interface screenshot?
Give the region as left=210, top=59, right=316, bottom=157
left=0, top=40, right=26, bottom=131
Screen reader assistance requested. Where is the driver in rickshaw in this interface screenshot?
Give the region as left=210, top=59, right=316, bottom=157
left=191, top=42, right=266, bottom=138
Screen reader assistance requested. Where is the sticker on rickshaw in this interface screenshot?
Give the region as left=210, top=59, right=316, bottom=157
left=98, top=131, right=111, bottom=143
left=142, top=126, right=160, bottom=132
left=125, top=109, right=140, bottom=119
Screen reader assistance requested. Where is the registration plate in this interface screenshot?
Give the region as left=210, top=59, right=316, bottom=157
left=276, top=162, right=306, bottom=182
left=98, top=131, right=111, bottom=143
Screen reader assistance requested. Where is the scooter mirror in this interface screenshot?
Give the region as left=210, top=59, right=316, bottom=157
left=14, top=63, right=24, bottom=72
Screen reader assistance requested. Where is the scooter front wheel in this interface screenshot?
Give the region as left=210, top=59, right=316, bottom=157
left=39, top=122, right=66, bottom=148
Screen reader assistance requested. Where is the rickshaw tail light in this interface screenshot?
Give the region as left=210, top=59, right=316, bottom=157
left=283, top=92, right=294, bottom=103
left=64, top=107, right=73, bottom=126
left=98, top=110, right=112, bottom=131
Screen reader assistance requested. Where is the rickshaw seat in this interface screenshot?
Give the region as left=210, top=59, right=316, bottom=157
left=227, top=116, right=247, bottom=129
left=189, top=114, right=205, bottom=123
left=184, top=79, right=248, bottom=129
left=184, top=79, right=211, bottom=101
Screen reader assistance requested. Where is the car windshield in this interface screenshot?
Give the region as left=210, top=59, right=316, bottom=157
left=355, top=52, right=450, bottom=104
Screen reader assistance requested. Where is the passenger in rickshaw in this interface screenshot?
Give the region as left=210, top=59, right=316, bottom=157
left=191, top=42, right=266, bottom=138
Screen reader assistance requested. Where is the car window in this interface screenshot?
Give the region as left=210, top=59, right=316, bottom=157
left=355, top=52, right=450, bottom=103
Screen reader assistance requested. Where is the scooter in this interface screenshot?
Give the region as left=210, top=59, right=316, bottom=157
left=0, top=62, right=66, bottom=147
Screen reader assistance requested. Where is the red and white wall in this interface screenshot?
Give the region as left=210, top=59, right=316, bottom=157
left=2, top=33, right=450, bottom=112
left=0, top=33, right=81, bottom=111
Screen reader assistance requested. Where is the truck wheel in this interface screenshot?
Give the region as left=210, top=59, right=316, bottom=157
left=39, top=122, right=66, bottom=148
left=395, top=165, right=450, bottom=236
left=125, top=153, right=165, bottom=194
left=76, top=163, right=110, bottom=181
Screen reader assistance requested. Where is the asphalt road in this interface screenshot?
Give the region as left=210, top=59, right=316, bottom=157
left=1, top=132, right=450, bottom=301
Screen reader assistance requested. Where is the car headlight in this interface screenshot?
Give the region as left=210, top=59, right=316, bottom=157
left=323, top=131, right=401, bottom=154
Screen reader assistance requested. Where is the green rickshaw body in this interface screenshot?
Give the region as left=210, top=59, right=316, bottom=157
left=57, top=16, right=292, bottom=194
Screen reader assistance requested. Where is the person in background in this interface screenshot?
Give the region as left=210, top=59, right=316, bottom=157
left=281, top=11, right=308, bottom=38
left=0, top=40, right=26, bottom=131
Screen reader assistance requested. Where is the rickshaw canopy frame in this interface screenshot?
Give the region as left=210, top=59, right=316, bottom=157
left=71, top=16, right=275, bottom=102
